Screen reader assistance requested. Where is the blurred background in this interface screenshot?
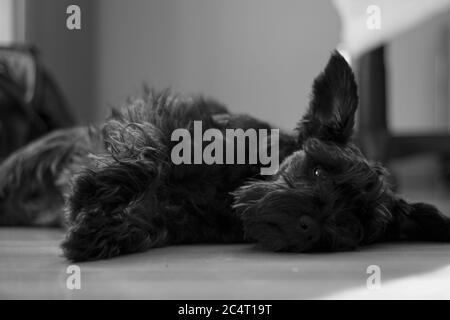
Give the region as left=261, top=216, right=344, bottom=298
left=1, top=0, right=450, bottom=193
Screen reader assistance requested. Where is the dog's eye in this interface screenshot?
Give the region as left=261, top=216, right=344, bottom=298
left=313, top=166, right=326, bottom=179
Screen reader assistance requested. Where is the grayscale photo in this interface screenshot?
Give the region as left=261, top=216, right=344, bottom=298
left=1, top=0, right=450, bottom=303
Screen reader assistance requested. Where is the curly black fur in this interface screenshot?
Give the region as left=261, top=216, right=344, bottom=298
left=1, top=51, right=450, bottom=261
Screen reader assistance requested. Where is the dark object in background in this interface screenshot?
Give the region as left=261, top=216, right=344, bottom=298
left=0, top=45, right=76, bottom=160
left=358, top=46, right=450, bottom=168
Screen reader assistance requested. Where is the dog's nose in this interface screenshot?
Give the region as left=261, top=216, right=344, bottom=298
left=299, top=215, right=320, bottom=243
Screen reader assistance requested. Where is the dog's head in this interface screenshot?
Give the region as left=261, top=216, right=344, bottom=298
left=233, top=52, right=398, bottom=252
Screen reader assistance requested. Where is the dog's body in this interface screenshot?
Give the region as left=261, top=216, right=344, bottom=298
left=1, top=52, right=450, bottom=262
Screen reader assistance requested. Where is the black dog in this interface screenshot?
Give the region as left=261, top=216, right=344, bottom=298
left=1, top=52, right=449, bottom=262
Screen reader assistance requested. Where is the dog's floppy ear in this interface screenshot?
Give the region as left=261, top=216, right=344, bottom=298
left=297, top=51, right=358, bottom=145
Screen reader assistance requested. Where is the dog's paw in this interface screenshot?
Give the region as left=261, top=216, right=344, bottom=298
left=61, top=209, right=163, bottom=262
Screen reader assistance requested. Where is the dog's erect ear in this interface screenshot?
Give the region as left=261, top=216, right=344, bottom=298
left=297, top=51, right=358, bottom=145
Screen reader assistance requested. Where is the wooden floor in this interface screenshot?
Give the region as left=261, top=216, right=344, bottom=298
left=2, top=182, right=450, bottom=299
left=2, top=229, right=450, bottom=299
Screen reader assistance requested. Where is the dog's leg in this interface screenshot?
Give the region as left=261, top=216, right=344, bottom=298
left=61, top=110, right=174, bottom=261
left=62, top=161, right=170, bottom=261
left=390, top=199, right=450, bottom=242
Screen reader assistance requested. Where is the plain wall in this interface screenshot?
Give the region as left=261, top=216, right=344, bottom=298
left=0, top=0, right=13, bottom=43
left=26, top=0, right=96, bottom=124
left=93, top=0, right=341, bottom=129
